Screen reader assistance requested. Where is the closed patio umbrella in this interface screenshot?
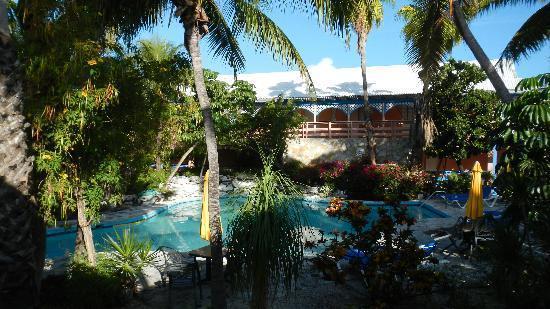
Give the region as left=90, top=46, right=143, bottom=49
left=465, top=161, right=484, bottom=219
left=200, top=170, right=210, bottom=240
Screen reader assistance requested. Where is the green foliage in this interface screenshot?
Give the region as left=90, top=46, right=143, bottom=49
left=318, top=160, right=430, bottom=201
left=489, top=225, right=550, bottom=308
left=398, top=0, right=461, bottom=81
left=494, top=73, right=550, bottom=243
left=315, top=200, right=441, bottom=307
left=236, top=98, right=304, bottom=156
left=426, top=59, right=500, bottom=166
left=282, top=159, right=323, bottom=186
left=442, top=172, right=471, bottom=193
left=102, top=229, right=155, bottom=291
left=226, top=155, right=304, bottom=308
left=41, top=259, right=125, bottom=308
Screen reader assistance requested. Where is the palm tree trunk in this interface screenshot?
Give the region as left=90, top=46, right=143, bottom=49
left=359, top=32, right=376, bottom=165
left=452, top=1, right=513, bottom=103
left=0, top=3, right=44, bottom=306
left=74, top=187, right=96, bottom=265
left=413, top=79, right=435, bottom=163
left=186, top=23, right=226, bottom=309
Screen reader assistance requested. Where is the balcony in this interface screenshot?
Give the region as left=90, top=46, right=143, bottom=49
left=297, top=120, right=412, bottom=139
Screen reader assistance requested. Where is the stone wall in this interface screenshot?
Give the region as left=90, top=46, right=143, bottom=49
left=284, top=138, right=412, bottom=165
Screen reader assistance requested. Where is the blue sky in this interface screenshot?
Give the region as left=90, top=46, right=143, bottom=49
left=141, top=0, right=549, bottom=78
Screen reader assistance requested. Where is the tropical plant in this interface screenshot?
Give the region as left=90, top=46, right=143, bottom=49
left=398, top=0, right=462, bottom=159
left=475, top=0, right=550, bottom=64
left=41, top=257, right=127, bottom=308
left=493, top=73, right=550, bottom=243
left=315, top=199, right=441, bottom=307
left=425, top=59, right=499, bottom=168
left=235, top=97, right=304, bottom=158
left=0, top=1, right=43, bottom=306
left=102, top=229, right=155, bottom=292
left=451, top=0, right=550, bottom=103
left=226, top=155, right=304, bottom=309
left=324, top=159, right=429, bottom=201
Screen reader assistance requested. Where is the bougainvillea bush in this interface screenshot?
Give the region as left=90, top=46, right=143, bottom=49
left=320, top=160, right=430, bottom=201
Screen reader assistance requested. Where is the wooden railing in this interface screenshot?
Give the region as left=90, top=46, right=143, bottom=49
left=298, top=120, right=412, bottom=139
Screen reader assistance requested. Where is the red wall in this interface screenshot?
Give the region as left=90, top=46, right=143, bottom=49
left=424, top=153, right=489, bottom=171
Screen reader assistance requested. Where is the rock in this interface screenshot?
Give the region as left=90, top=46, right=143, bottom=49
left=219, top=183, right=234, bottom=192
left=123, top=194, right=138, bottom=203
left=220, top=175, right=231, bottom=182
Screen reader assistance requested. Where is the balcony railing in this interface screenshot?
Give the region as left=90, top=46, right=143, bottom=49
left=298, top=120, right=412, bottom=138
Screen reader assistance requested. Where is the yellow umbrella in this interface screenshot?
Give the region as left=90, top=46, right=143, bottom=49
left=200, top=170, right=210, bottom=240
left=465, top=161, right=484, bottom=219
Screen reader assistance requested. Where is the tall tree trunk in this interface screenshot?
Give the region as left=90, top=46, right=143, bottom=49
left=74, top=187, right=96, bottom=265
left=185, top=23, right=226, bottom=309
left=359, top=31, right=376, bottom=165
left=0, top=3, right=44, bottom=306
left=413, top=79, right=435, bottom=164
left=155, top=127, right=162, bottom=171
left=452, top=1, right=513, bottom=103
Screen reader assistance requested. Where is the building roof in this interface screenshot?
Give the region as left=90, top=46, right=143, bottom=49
left=218, top=58, right=522, bottom=101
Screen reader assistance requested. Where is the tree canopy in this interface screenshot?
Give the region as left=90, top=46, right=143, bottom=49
left=425, top=59, right=500, bottom=167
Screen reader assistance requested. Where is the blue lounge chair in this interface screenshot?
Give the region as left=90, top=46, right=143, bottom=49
left=444, top=186, right=500, bottom=209
left=342, top=240, right=439, bottom=269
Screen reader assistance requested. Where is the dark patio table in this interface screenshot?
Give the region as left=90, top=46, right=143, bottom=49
left=188, top=245, right=226, bottom=281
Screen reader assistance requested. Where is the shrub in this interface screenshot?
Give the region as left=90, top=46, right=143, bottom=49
left=314, top=199, right=441, bottom=307
left=41, top=258, right=125, bottom=308
left=443, top=172, right=471, bottom=193
left=282, top=159, right=322, bottom=186
left=324, top=160, right=429, bottom=201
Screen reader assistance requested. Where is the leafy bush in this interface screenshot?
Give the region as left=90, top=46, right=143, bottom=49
left=134, top=168, right=170, bottom=193
left=322, top=160, right=429, bottom=200
left=443, top=172, right=471, bottom=193
left=314, top=199, right=441, bottom=307
left=282, top=159, right=322, bottom=186
left=41, top=259, right=125, bottom=308
left=425, top=59, right=499, bottom=167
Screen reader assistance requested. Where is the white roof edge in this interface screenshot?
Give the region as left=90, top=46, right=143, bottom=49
left=217, top=58, right=521, bottom=100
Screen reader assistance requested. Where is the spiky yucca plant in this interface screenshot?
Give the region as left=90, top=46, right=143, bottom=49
left=226, top=155, right=305, bottom=309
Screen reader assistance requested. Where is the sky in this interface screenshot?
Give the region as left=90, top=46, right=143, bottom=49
left=139, top=0, right=549, bottom=78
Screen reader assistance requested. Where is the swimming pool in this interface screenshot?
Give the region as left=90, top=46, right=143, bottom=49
left=45, top=197, right=447, bottom=259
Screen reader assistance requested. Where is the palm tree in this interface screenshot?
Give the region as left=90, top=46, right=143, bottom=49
left=91, top=0, right=347, bottom=307
left=137, top=37, right=183, bottom=171
left=474, top=0, right=550, bottom=64
left=450, top=0, right=549, bottom=103
left=0, top=1, right=44, bottom=307
left=398, top=0, right=461, bottom=160
left=351, top=0, right=388, bottom=165
left=498, top=2, right=549, bottom=63
left=451, top=0, right=514, bottom=102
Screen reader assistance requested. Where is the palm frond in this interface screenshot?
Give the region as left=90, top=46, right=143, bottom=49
left=499, top=3, right=550, bottom=63
left=399, top=0, right=461, bottom=80
left=81, top=0, right=170, bottom=43
left=203, top=0, right=246, bottom=73
left=231, top=0, right=315, bottom=94
left=473, top=0, right=544, bottom=15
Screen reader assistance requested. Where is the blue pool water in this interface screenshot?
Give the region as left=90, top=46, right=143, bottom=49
left=46, top=198, right=446, bottom=259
